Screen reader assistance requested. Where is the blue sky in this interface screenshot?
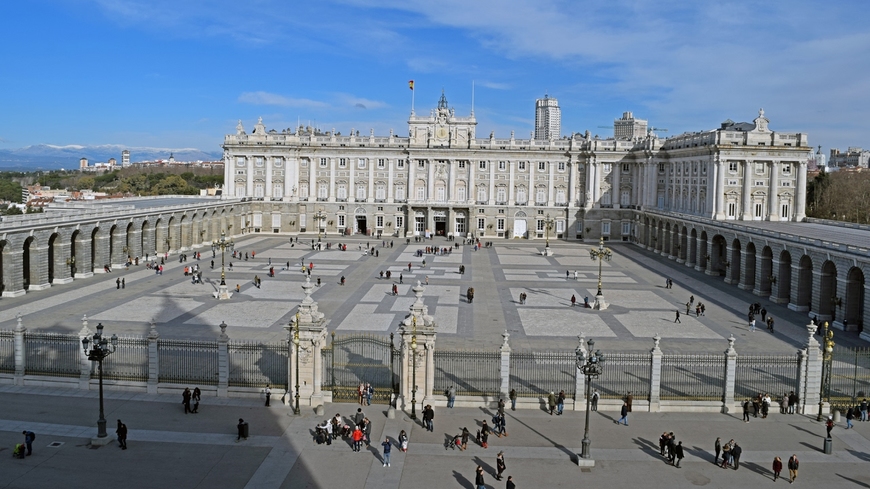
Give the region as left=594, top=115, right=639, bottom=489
left=1, top=0, right=868, bottom=156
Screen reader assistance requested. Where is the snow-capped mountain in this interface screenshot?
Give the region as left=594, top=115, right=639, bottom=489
left=0, top=144, right=222, bottom=170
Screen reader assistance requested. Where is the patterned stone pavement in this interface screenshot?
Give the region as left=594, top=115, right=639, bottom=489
left=0, top=235, right=866, bottom=354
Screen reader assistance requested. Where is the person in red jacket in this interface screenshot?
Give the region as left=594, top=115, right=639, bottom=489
left=351, top=426, right=364, bottom=452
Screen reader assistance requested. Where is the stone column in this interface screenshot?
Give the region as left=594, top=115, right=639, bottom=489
left=499, top=330, right=511, bottom=402
left=795, top=162, right=807, bottom=221
left=13, top=313, right=26, bottom=384
left=169, top=222, right=181, bottom=252
left=155, top=225, right=168, bottom=254
left=715, top=160, right=726, bottom=219
left=147, top=319, right=159, bottom=394
left=78, top=316, right=92, bottom=389
left=788, top=262, right=808, bottom=312
left=28, top=245, right=51, bottom=290
left=694, top=235, right=706, bottom=273
left=2, top=246, right=24, bottom=297
left=738, top=250, right=752, bottom=290
left=768, top=161, right=780, bottom=220
left=285, top=276, right=328, bottom=409
left=724, top=245, right=738, bottom=285
left=217, top=321, right=229, bottom=397
left=74, top=233, right=93, bottom=279
left=111, top=228, right=128, bottom=270
left=649, top=335, right=662, bottom=412
left=52, top=241, right=73, bottom=285
left=723, top=335, right=737, bottom=413
left=741, top=161, right=752, bottom=220
left=128, top=229, right=143, bottom=261
left=612, top=163, right=621, bottom=209
left=93, top=233, right=110, bottom=272
left=798, top=323, right=823, bottom=416
left=769, top=259, right=784, bottom=304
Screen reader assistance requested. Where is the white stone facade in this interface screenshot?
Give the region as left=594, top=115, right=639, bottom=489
left=222, top=99, right=810, bottom=241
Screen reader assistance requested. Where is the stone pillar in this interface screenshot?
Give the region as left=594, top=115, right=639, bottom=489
left=799, top=323, right=823, bottom=416
left=715, top=160, right=726, bottom=220
left=75, top=233, right=94, bottom=279
left=93, top=234, right=110, bottom=273
left=769, top=259, right=784, bottom=304
left=52, top=241, right=73, bottom=284
left=397, top=281, right=437, bottom=411
left=169, top=222, right=181, bottom=252
left=111, top=228, right=128, bottom=269
left=741, top=161, right=752, bottom=220
left=28, top=245, right=51, bottom=290
left=78, top=315, right=92, bottom=389
left=695, top=236, right=706, bottom=273
left=285, top=276, right=328, bottom=408
left=788, top=262, right=808, bottom=312
left=499, top=330, right=511, bottom=401
left=574, top=335, right=586, bottom=412
left=13, top=313, right=26, bottom=384
left=768, top=161, right=780, bottom=220
left=128, top=229, right=143, bottom=261
left=142, top=226, right=155, bottom=258
left=723, top=335, right=737, bottom=413
left=795, top=162, right=807, bottom=221
left=147, top=320, right=159, bottom=394
left=217, top=321, right=229, bottom=397
left=738, top=250, right=753, bottom=290
left=2, top=247, right=25, bottom=297
left=649, top=335, right=662, bottom=412
left=724, top=246, right=738, bottom=285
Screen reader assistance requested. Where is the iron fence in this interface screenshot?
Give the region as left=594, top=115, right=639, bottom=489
left=323, top=333, right=395, bottom=404
left=734, top=354, right=800, bottom=400
left=661, top=353, right=726, bottom=401
left=510, top=350, right=576, bottom=398
left=25, top=332, right=81, bottom=377
left=228, top=340, right=288, bottom=388
left=158, top=339, right=219, bottom=385
left=0, top=331, right=13, bottom=373
left=591, top=352, right=652, bottom=400
left=103, top=336, right=149, bottom=382
left=435, top=350, right=500, bottom=396
left=830, top=347, right=870, bottom=407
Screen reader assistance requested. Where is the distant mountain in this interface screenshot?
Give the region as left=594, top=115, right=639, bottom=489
left=0, top=144, right=222, bottom=170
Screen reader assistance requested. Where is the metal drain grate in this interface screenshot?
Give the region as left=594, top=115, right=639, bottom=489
left=48, top=442, right=64, bottom=448
left=580, top=468, right=592, bottom=473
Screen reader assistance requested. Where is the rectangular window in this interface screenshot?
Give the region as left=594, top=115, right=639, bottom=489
left=538, top=161, right=546, bottom=171
left=397, top=159, right=405, bottom=168
left=518, top=161, right=526, bottom=171
left=255, top=157, right=264, bottom=167
left=755, top=162, right=765, bottom=174
left=416, top=187, right=425, bottom=200
left=728, top=202, right=737, bottom=217
left=536, top=189, right=546, bottom=204
left=458, top=160, right=466, bottom=169
left=376, top=216, right=384, bottom=228
left=317, top=184, right=328, bottom=199
left=395, top=186, right=405, bottom=200
left=556, top=220, right=564, bottom=233
left=496, top=187, right=506, bottom=202
left=356, top=185, right=366, bottom=200
left=603, top=163, right=611, bottom=173
left=729, top=162, right=738, bottom=172
left=377, top=159, right=385, bottom=168
left=781, top=203, right=790, bottom=218
left=478, top=218, right=486, bottom=230
left=556, top=189, right=566, bottom=204
left=457, top=186, right=466, bottom=201
left=497, top=218, right=505, bottom=231
left=273, top=185, right=283, bottom=199
left=601, top=222, right=611, bottom=235
left=236, top=157, right=245, bottom=166
left=358, top=158, right=366, bottom=169
left=558, top=162, right=566, bottom=171
left=755, top=203, right=763, bottom=217
left=396, top=216, right=404, bottom=229
left=300, top=214, right=306, bottom=227
left=621, top=222, right=631, bottom=235
left=477, top=187, right=487, bottom=202
left=479, top=161, right=487, bottom=170
left=339, top=158, right=347, bottom=168
left=376, top=185, right=385, bottom=200
left=536, top=220, right=545, bottom=232
left=659, top=163, right=665, bottom=172
left=622, top=163, right=630, bottom=173
left=436, top=187, right=446, bottom=202
left=338, top=215, right=345, bottom=227
left=782, top=164, right=791, bottom=174
left=418, top=160, right=425, bottom=168
left=320, top=158, right=327, bottom=167
left=498, top=161, right=506, bottom=171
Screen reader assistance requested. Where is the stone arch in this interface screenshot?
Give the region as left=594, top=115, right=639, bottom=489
left=23, top=236, right=35, bottom=290
left=777, top=250, right=792, bottom=304
left=795, top=254, right=813, bottom=312
left=710, top=234, right=727, bottom=276
left=819, top=260, right=838, bottom=320
left=844, top=267, right=865, bottom=332
left=180, top=214, right=190, bottom=250
left=741, top=241, right=757, bottom=291
left=166, top=216, right=176, bottom=251
left=688, top=228, right=698, bottom=266
left=727, top=238, right=742, bottom=284
left=69, top=230, right=80, bottom=278
left=757, top=246, right=773, bottom=296
left=678, top=226, right=688, bottom=262
left=47, top=232, right=59, bottom=284
left=141, top=220, right=151, bottom=257
left=125, top=222, right=135, bottom=260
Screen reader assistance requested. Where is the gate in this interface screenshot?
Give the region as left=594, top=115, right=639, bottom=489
left=323, top=332, right=396, bottom=404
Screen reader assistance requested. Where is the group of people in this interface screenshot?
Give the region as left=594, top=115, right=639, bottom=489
left=748, top=303, right=775, bottom=332
left=844, top=398, right=869, bottom=429
left=181, top=387, right=202, bottom=414
left=716, top=437, right=799, bottom=483
left=742, top=393, right=777, bottom=421
left=659, top=432, right=685, bottom=467
left=358, top=382, right=374, bottom=405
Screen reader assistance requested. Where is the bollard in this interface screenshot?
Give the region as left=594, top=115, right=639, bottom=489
left=832, top=410, right=841, bottom=423
left=823, top=437, right=832, bottom=454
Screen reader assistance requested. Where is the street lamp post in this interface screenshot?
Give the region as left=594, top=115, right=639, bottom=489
left=410, top=316, right=418, bottom=420
left=82, top=323, right=118, bottom=438
left=292, top=312, right=301, bottom=415
left=66, top=256, right=76, bottom=277
left=212, top=231, right=235, bottom=300
left=818, top=321, right=835, bottom=421
left=576, top=338, right=606, bottom=460
left=589, top=237, right=613, bottom=309
left=315, top=209, right=325, bottom=240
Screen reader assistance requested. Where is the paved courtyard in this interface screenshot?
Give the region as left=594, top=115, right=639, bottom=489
left=0, top=235, right=866, bottom=354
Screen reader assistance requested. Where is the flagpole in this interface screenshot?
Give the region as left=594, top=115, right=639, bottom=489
left=411, top=85, right=415, bottom=115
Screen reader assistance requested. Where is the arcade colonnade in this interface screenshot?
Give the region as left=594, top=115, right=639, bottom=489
left=0, top=201, right=242, bottom=297
left=640, top=211, right=869, bottom=337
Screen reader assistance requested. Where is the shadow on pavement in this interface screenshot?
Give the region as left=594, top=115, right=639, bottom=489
left=452, top=470, right=474, bottom=489
left=799, top=441, right=823, bottom=452
left=739, top=461, right=770, bottom=479
left=472, top=455, right=496, bottom=477
left=836, top=474, right=870, bottom=488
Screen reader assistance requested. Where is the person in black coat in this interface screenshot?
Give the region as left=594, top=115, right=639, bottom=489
left=674, top=441, right=684, bottom=468
left=475, top=466, right=485, bottom=489
left=731, top=443, right=742, bottom=469
left=506, top=476, right=516, bottom=489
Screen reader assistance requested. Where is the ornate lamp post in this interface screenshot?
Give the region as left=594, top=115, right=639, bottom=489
left=82, top=323, right=118, bottom=438
left=66, top=255, right=76, bottom=277
left=315, top=208, right=326, bottom=240
left=544, top=213, right=554, bottom=247
left=292, top=312, right=301, bottom=415
left=212, top=231, right=235, bottom=300
left=410, top=316, right=418, bottom=420
left=576, top=338, right=606, bottom=459
left=817, top=321, right=835, bottom=421
left=589, top=237, right=613, bottom=309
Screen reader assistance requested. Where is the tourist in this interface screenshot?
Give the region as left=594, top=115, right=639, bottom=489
left=772, top=456, right=783, bottom=481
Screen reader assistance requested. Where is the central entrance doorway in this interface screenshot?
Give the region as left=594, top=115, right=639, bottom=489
left=434, top=211, right=447, bottom=236
left=355, top=207, right=367, bottom=235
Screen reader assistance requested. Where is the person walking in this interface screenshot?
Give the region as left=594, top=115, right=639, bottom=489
left=506, top=476, right=516, bottom=489
left=773, top=456, right=783, bottom=481
left=192, top=387, right=201, bottom=413
left=788, top=454, right=799, bottom=483
left=591, top=389, right=599, bottom=411
left=399, top=430, right=408, bottom=452
left=475, top=465, right=486, bottom=489
left=237, top=419, right=247, bottom=441
left=363, top=418, right=373, bottom=447
left=616, top=401, right=629, bottom=426
left=447, top=386, right=456, bottom=408
left=121, top=278, right=125, bottom=289
left=674, top=310, right=681, bottom=323
left=714, top=437, right=721, bottom=464
left=686, top=302, right=691, bottom=315
left=351, top=426, right=363, bottom=452
left=743, top=398, right=751, bottom=422
left=264, top=385, right=271, bottom=406
left=116, top=420, right=128, bottom=449
left=571, top=295, right=576, bottom=307
left=547, top=392, right=556, bottom=415
left=556, top=390, right=565, bottom=415
left=460, top=427, right=470, bottom=450
left=183, top=387, right=192, bottom=414
left=424, top=405, right=435, bottom=432
left=826, top=416, right=834, bottom=437
left=720, top=441, right=731, bottom=468
left=22, top=430, right=35, bottom=456
left=846, top=406, right=854, bottom=429
left=674, top=441, right=684, bottom=468
left=116, top=277, right=121, bottom=289
left=381, top=437, right=392, bottom=467
left=495, top=451, right=506, bottom=481
left=509, top=389, right=517, bottom=411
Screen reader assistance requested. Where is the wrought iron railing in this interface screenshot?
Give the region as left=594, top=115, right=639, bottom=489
left=322, top=333, right=395, bottom=404
left=661, top=354, right=726, bottom=401
left=830, top=347, right=870, bottom=408
left=25, top=332, right=81, bottom=377
left=434, top=350, right=500, bottom=396
left=158, top=339, right=219, bottom=384
left=228, top=340, right=288, bottom=388
left=592, top=352, right=652, bottom=400
left=509, top=350, right=576, bottom=398
left=734, top=354, right=800, bottom=401
left=103, top=336, right=149, bottom=382
left=0, top=331, right=14, bottom=373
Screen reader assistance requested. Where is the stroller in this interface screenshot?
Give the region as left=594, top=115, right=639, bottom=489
left=445, top=433, right=462, bottom=450
left=12, top=443, right=25, bottom=459
left=314, top=424, right=331, bottom=445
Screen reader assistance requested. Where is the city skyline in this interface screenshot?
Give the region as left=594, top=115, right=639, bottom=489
left=1, top=1, right=868, bottom=159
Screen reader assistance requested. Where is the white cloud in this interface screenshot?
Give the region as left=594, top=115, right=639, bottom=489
left=238, top=92, right=330, bottom=109
left=478, top=81, right=510, bottom=90
left=336, top=94, right=389, bottom=110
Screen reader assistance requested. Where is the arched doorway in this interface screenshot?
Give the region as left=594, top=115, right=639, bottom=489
left=23, top=237, right=34, bottom=290
left=727, top=239, right=742, bottom=284
left=711, top=234, right=726, bottom=274
left=795, top=255, right=813, bottom=312
left=70, top=230, right=79, bottom=278
left=845, top=267, right=865, bottom=332
left=355, top=208, right=368, bottom=235
left=757, top=246, right=773, bottom=296
left=47, top=233, right=57, bottom=283
left=819, top=260, right=837, bottom=321
left=513, top=211, right=527, bottom=238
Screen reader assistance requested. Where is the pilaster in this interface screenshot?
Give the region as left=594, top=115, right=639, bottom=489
left=128, top=229, right=143, bottom=260
left=788, top=262, right=809, bottom=311
left=93, top=234, right=110, bottom=272
left=111, top=228, right=128, bottom=269
left=286, top=276, right=328, bottom=408
left=499, top=330, right=511, bottom=401
left=74, top=234, right=94, bottom=278
left=738, top=250, right=753, bottom=290
left=2, top=247, right=25, bottom=297
left=649, top=335, right=662, bottom=412
left=13, top=313, right=26, bottom=384
left=52, top=241, right=73, bottom=284
left=217, top=321, right=229, bottom=397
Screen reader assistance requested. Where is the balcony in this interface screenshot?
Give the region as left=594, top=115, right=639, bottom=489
left=495, top=201, right=507, bottom=206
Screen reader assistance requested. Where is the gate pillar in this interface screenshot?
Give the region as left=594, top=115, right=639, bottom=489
left=398, top=281, right=436, bottom=413
left=286, top=276, right=327, bottom=409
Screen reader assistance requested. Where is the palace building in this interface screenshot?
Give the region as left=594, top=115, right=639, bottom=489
left=222, top=93, right=811, bottom=242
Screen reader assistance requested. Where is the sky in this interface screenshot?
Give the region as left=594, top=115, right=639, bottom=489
left=1, top=0, right=868, bottom=156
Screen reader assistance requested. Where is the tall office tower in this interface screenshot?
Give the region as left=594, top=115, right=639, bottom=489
left=614, top=111, right=648, bottom=140
left=534, top=95, right=561, bottom=140
left=122, top=150, right=130, bottom=167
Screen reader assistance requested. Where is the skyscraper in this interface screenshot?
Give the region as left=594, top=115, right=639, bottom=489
left=534, top=95, right=561, bottom=140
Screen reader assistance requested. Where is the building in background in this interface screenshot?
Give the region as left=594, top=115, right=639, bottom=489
left=829, top=147, right=870, bottom=169
left=122, top=150, right=131, bottom=167
left=613, top=111, right=648, bottom=140
left=534, top=95, right=561, bottom=140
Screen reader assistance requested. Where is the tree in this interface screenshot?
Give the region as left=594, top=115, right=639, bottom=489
left=77, top=176, right=96, bottom=190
